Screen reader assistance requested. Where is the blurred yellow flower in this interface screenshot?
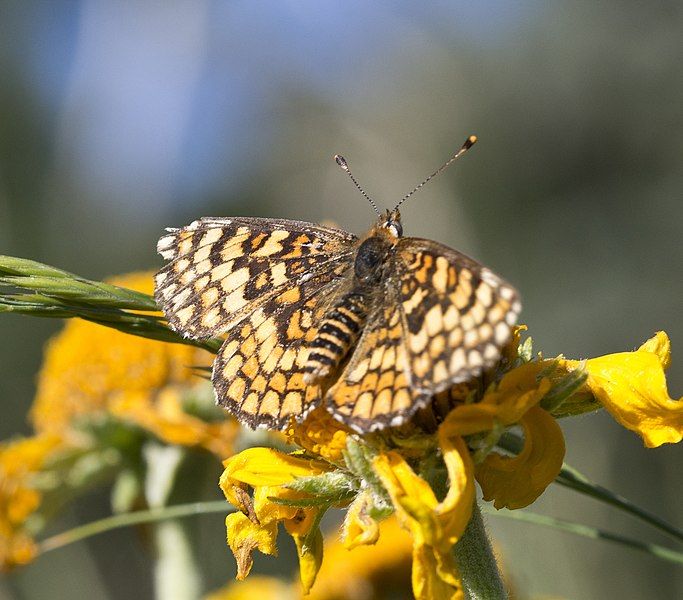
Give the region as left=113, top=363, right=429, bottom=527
left=205, top=576, right=295, bottom=600
left=30, top=271, right=236, bottom=456
left=309, top=517, right=413, bottom=600
left=0, top=434, right=63, bottom=571
left=1, top=271, right=238, bottom=570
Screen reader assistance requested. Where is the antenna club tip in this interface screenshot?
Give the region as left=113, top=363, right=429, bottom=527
left=465, top=135, right=477, bottom=148
left=334, top=155, right=349, bottom=171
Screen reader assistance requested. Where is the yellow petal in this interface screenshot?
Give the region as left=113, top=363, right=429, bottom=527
left=292, top=526, right=324, bottom=595
left=435, top=432, right=476, bottom=550
left=219, top=448, right=326, bottom=509
left=341, top=490, right=380, bottom=550
left=638, top=331, right=670, bottom=370
left=440, top=362, right=551, bottom=436
left=222, top=448, right=326, bottom=487
left=564, top=332, right=682, bottom=447
left=476, top=406, right=565, bottom=509
left=412, top=543, right=463, bottom=600
left=372, top=436, right=473, bottom=600
left=225, top=512, right=278, bottom=580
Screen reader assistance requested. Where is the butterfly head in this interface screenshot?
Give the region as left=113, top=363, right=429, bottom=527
left=335, top=135, right=476, bottom=235
left=379, top=208, right=403, bottom=238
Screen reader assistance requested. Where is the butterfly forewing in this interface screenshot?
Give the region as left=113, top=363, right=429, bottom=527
left=155, top=217, right=356, bottom=339
left=394, top=238, right=521, bottom=394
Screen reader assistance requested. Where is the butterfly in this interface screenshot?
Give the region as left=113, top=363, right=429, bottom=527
left=154, top=136, right=521, bottom=433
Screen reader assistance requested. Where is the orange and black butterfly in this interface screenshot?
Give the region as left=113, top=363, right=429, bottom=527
left=154, top=136, right=521, bottom=432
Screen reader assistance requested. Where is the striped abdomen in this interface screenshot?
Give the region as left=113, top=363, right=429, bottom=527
left=304, top=292, right=368, bottom=383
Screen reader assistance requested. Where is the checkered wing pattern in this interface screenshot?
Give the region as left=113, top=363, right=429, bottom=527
left=327, top=299, right=429, bottom=431
left=155, top=217, right=356, bottom=429
left=394, top=237, right=521, bottom=394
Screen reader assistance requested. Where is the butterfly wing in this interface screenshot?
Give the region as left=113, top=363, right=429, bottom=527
left=155, top=217, right=357, bottom=429
left=213, top=271, right=348, bottom=429
left=394, top=237, right=521, bottom=394
left=155, top=217, right=356, bottom=338
left=326, top=297, right=428, bottom=432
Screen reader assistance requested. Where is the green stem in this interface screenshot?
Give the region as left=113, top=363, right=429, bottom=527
left=481, top=506, right=683, bottom=566
left=454, top=503, right=508, bottom=600
left=39, top=501, right=231, bottom=555
left=498, top=433, right=683, bottom=543
left=555, top=462, right=683, bottom=543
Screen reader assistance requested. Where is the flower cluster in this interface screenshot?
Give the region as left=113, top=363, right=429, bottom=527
left=219, top=328, right=682, bottom=599
left=0, top=272, right=238, bottom=571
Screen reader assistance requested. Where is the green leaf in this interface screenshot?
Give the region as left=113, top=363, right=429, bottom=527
left=0, top=254, right=224, bottom=354
left=284, top=470, right=358, bottom=503
left=497, top=432, right=683, bottom=543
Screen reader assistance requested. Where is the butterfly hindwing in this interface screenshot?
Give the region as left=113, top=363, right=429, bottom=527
left=326, top=299, right=429, bottom=432
left=213, top=272, right=346, bottom=429
left=394, top=237, right=521, bottom=394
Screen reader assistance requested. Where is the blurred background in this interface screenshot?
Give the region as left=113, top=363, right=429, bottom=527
left=0, top=2, right=681, bottom=598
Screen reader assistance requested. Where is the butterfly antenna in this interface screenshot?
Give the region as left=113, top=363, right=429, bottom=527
left=334, top=154, right=381, bottom=217
left=392, top=135, right=477, bottom=212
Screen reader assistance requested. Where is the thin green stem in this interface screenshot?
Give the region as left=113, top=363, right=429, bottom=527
left=454, top=503, right=508, bottom=600
left=498, top=432, right=683, bottom=543
left=481, top=506, right=683, bottom=566
left=555, top=462, right=683, bottom=543
left=39, top=501, right=232, bottom=555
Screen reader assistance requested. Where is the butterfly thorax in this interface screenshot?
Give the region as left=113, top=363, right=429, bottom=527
left=304, top=216, right=401, bottom=383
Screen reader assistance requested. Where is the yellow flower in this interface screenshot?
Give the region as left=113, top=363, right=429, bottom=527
left=206, top=517, right=413, bottom=600
left=220, top=448, right=331, bottom=594
left=286, top=407, right=350, bottom=464
left=561, top=332, right=682, bottom=448
left=30, top=271, right=236, bottom=456
left=437, top=361, right=565, bottom=510
left=372, top=433, right=475, bottom=600
left=476, top=406, right=565, bottom=509
left=440, top=361, right=552, bottom=436
left=0, top=434, right=63, bottom=571
left=213, top=328, right=682, bottom=599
